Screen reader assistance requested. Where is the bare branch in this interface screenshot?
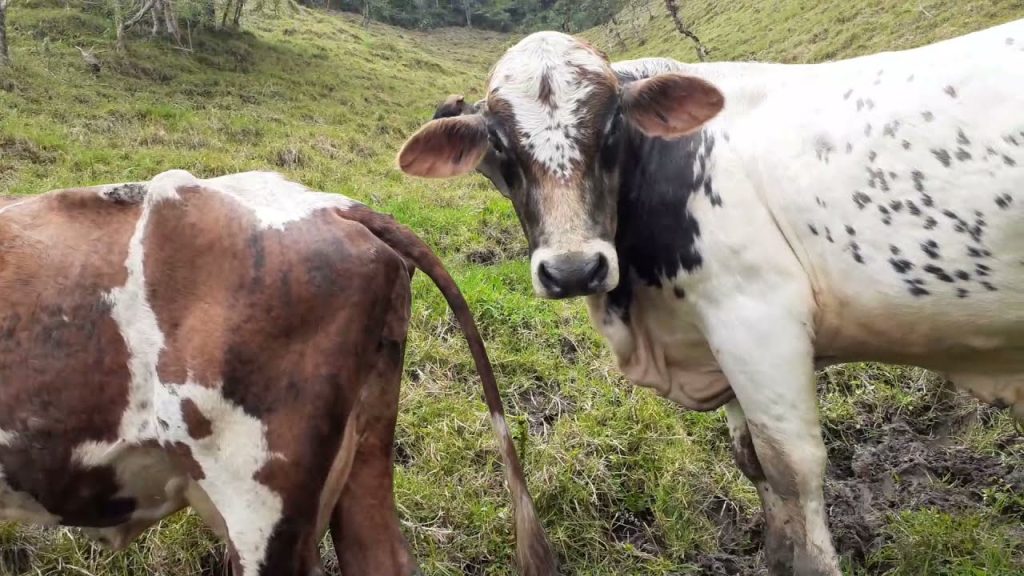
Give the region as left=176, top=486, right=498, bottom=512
left=163, top=0, right=181, bottom=41
left=232, top=0, right=245, bottom=27
left=664, top=0, right=709, bottom=61
left=75, top=45, right=102, bottom=74
left=222, top=0, right=233, bottom=28
left=123, top=0, right=159, bottom=31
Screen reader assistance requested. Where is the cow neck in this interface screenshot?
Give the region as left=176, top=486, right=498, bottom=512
left=607, top=127, right=714, bottom=319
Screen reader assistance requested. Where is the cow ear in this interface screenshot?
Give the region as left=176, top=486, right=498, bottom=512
left=397, top=115, right=489, bottom=179
left=622, top=73, right=725, bottom=139
left=433, top=94, right=468, bottom=119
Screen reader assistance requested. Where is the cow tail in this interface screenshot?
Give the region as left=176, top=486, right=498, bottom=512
left=336, top=205, right=557, bottom=576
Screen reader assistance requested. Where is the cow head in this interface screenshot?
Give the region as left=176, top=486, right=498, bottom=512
left=398, top=31, right=724, bottom=299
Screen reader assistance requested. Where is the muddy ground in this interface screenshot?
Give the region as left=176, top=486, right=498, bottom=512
left=689, top=379, right=1024, bottom=575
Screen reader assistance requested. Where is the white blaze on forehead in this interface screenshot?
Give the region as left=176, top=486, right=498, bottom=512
left=490, top=31, right=610, bottom=180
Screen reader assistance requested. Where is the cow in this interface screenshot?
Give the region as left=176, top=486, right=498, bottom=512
left=396, top=19, right=1024, bottom=576
left=0, top=170, right=556, bottom=576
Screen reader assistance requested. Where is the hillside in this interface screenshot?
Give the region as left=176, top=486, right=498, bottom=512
left=1, top=1, right=1023, bottom=576
left=587, top=0, right=1024, bottom=62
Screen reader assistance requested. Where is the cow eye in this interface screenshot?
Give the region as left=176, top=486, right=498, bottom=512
left=488, top=128, right=506, bottom=154
left=599, top=109, right=624, bottom=168
left=606, top=109, right=623, bottom=139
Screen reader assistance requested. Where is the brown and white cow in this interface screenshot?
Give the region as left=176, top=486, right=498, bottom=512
left=398, top=21, right=1024, bottom=576
left=0, top=170, right=556, bottom=575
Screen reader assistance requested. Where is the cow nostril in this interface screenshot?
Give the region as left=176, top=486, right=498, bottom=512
left=586, top=253, right=609, bottom=289
left=537, top=261, right=562, bottom=294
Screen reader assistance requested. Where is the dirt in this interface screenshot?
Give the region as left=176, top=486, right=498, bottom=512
left=694, top=496, right=767, bottom=576
left=610, top=506, right=667, bottom=557
left=465, top=247, right=503, bottom=265
left=825, top=408, right=1023, bottom=569
left=274, top=146, right=304, bottom=169
left=683, top=381, right=1023, bottom=575
left=465, top=215, right=529, bottom=266
left=559, top=335, right=581, bottom=364
left=0, top=137, right=57, bottom=164
left=393, top=436, right=414, bottom=467
left=198, top=545, right=231, bottom=576
left=0, top=545, right=32, bottom=575
left=517, top=375, right=575, bottom=438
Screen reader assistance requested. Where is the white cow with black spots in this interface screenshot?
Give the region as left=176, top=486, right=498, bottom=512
left=398, top=18, right=1024, bottom=576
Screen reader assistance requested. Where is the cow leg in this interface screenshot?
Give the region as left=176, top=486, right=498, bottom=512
left=703, top=312, right=839, bottom=576
left=724, top=399, right=795, bottom=573
left=185, top=482, right=315, bottom=576
left=733, top=386, right=837, bottom=576
left=331, top=275, right=418, bottom=575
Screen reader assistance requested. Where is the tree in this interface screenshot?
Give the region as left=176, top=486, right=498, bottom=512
left=0, top=0, right=9, bottom=68
left=115, top=0, right=183, bottom=53
left=333, top=0, right=623, bottom=33
left=222, top=0, right=246, bottom=28
left=664, top=0, right=708, bottom=61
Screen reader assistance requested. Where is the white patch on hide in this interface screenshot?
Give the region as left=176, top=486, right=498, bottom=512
left=204, top=171, right=356, bottom=230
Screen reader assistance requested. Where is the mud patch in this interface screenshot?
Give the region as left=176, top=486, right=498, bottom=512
left=690, top=495, right=767, bottom=575
left=274, top=146, right=305, bottom=168
left=0, top=544, right=33, bottom=574
left=465, top=247, right=503, bottom=265
left=701, top=495, right=762, bottom=556
left=610, top=507, right=666, bottom=556
left=695, top=552, right=767, bottom=576
left=393, top=436, right=413, bottom=467
left=559, top=335, right=581, bottom=364
left=461, top=555, right=497, bottom=576
left=826, top=419, right=1023, bottom=566
left=0, top=137, right=58, bottom=164
left=517, top=376, right=574, bottom=437
left=686, top=376, right=1021, bottom=574
left=464, top=212, right=528, bottom=266
left=198, top=544, right=230, bottom=576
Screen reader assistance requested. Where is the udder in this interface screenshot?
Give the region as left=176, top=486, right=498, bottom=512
left=80, top=445, right=191, bottom=549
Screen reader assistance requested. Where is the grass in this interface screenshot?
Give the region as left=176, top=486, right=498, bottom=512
left=1, top=1, right=1023, bottom=575
left=585, top=0, right=1024, bottom=63
left=868, top=509, right=1023, bottom=576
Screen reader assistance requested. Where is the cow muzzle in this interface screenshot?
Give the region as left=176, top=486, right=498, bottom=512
left=531, top=242, right=619, bottom=299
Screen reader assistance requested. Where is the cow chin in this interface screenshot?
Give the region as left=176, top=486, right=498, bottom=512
left=530, top=240, right=620, bottom=299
